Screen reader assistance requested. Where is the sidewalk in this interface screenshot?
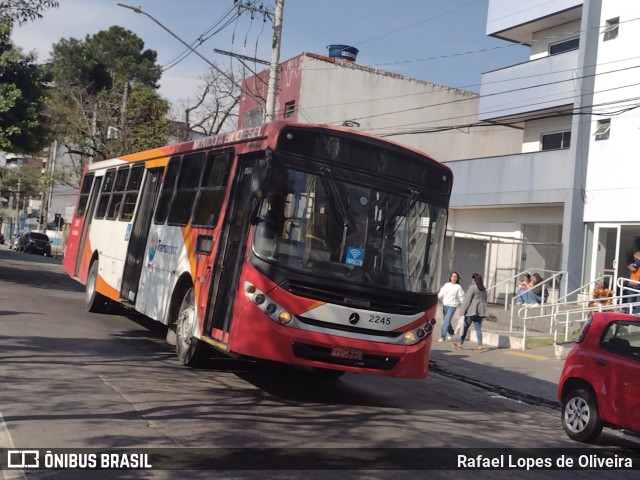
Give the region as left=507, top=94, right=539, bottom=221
left=429, top=335, right=572, bottom=408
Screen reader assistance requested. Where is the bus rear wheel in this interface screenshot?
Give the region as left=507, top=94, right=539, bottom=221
left=86, top=261, right=109, bottom=313
left=176, top=287, right=209, bottom=366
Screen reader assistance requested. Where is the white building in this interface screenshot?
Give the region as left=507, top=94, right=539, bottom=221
left=235, top=0, right=639, bottom=298
left=453, top=0, right=638, bottom=295
left=238, top=52, right=523, bottom=162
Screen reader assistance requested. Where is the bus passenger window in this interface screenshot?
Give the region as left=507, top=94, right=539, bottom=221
left=154, top=157, right=181, bottom=224
left=75, top=173, right=94, bottom=218
left=119, top=165, right=144, bottom=221
left=106, top=167, right=129, bottom=220
left=168, top=152, right=205, bottom=226
left=95, top=169, right=116, bottom=219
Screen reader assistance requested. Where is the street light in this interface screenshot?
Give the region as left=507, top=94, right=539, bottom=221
left=117, top=3, right=263, bottom=105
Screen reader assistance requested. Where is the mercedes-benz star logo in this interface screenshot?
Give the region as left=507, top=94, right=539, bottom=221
left=348, top=313, right=360, bottom=325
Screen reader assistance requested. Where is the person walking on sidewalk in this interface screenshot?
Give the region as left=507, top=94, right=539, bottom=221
left=454, top=273, right=488, bottom=351
left=437, top=272, right=465, bottom=342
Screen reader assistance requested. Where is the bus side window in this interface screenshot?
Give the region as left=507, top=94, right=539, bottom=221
left=106, top=167, right=129, bottom=220
left=192, top=150, right=232, bottom=228
left=120, top=165, right=144, bottom=221
left=95, top=169, right=116, bottom=219
left=154, top=157, right=181, bottom=224
left=75, top=173, right=95, bottom=218
left=168, top=152, right=206, bottom=226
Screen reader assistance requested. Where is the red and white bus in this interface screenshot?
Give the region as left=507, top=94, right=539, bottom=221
left=63, top=121, right=452, bottom=378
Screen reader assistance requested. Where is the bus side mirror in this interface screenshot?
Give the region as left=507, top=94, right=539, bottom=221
left=250, top=159, right=268, bottom=198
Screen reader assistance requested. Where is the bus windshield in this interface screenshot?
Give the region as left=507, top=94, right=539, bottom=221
left=252, top=165, right=447, bottom=293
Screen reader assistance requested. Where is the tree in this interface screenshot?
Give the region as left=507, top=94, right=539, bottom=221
left=0, top=0, right=58, bottom=24
left=0, top=18, right=51, bottom=153
left=175, top=64, right=243, bottom=141
left=47, top=26, right=169, bottom=188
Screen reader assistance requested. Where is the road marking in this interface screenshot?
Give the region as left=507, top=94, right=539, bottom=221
left=504, top=351, right=549, bottom=361
left=0, top=410, right=26, bottom=480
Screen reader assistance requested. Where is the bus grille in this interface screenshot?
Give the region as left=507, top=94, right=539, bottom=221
left=297, top=316, right=402, bottom=338
left=282, top=281, right=421, bottom=315
left=292, top=342, right=399, bottom=371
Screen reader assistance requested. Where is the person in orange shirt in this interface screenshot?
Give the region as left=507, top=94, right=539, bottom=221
left=624, top=251, right=640, bottom=313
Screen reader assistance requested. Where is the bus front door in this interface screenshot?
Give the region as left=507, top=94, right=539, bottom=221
left=120, top=169, right=163, bottom=303
left=205, top=157, right=259, bottom=338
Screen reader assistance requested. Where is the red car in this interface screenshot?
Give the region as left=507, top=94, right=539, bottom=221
left=558, top=312, right=640, bottom=442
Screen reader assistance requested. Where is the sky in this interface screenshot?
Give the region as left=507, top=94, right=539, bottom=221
left=11, top=0, right=530, bottom=113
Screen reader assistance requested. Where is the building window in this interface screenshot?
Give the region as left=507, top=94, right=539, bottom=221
left=603, top=17, right=619, bottom=41
left=541, top=131, right=571, bottom=151
left=549, top=37, right=579, bottom=55
left=594, top=119, right=611, bottom=141
left=242, top=107, right=264, bottom=128
left=284, top=101, right=295, bottom=118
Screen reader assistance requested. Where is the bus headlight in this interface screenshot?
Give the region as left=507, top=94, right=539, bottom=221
left=402, top=323, right=433, bottom=345
left=402, top=331, right=417, bottom=344
left=244, top=281, right=295, bottom=326
left=278, top=311, right=292, bottom=325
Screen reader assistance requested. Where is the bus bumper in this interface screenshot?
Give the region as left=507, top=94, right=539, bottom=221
left=229, top=303, right=431, bottom=379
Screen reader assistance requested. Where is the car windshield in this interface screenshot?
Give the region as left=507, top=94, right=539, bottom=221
left=251, top=165, right=447, bottom=293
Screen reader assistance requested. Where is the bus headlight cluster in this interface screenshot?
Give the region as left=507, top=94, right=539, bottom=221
left=402, top=321, right=434, bottom=345
left=244, top=282, right=293, bottom=326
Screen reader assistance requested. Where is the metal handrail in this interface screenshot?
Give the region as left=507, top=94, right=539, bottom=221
left=486, top=268, right=566, bottom=310
left=486, top=268, right=535, bottom=309
left=514, top=286, right=640, bottom=351
left=509, top=271, right=566, bottom=332
left=551, top=294, right=640, bottom=345
left=556, top=274, right=612, bottom=305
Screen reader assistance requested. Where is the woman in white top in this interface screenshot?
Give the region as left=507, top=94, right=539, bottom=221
left=437, top=272, right=465, bottom=342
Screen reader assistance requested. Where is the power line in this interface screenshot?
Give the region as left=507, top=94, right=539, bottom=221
left=379, top=90, right=640, bottom=138
left=319, top=62, right=640, bottom=128
left=162, top=7, right=238, bottom=72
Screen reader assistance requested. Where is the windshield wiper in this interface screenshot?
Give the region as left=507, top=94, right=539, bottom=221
left=320, top=167, right=351, bottom=261
left=389, top=189, right=419, bottom=237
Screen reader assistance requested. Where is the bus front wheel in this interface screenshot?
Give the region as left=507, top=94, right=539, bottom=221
left=86, top=261, right=109, bottom=313
left=176, top=287, right=209, bottom=366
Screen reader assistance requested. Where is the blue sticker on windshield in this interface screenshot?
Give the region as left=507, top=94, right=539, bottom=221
left=346, top=246, right=364, bottom=266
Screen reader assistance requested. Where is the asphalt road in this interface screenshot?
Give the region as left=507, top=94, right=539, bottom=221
left=0, top=245, right=638, bottom=479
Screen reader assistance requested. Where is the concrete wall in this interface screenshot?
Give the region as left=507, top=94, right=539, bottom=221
left=584, top=0, right=640, bottom=223
left=297, top=55, right=522, bottom=162
left=522, top=116, right=574, bottom=152
left=530, top=20, right=581, bottom=59
left=487, top=0, right=583, bottom=38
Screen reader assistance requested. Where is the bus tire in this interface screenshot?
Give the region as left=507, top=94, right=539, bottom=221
left=86, top=260, right=109, bottom=313
left=176, top=286, right=209, bottom=366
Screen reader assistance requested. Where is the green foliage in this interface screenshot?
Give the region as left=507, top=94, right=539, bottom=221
left=47, top=26, right=169, bottom=188
left=0, top=19, right=51, bottom=153
left=0, top=162, right=43, bottom=203
left=0, top=0, right=59, bottom=25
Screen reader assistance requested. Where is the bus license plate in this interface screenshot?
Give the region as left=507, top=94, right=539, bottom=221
left=331, top=346, right=363, bottom=360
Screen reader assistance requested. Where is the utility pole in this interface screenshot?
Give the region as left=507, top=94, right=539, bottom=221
left=234, top=0, right=285, bottom=123
left=15, top=177, right=20, bottom=234
left=265, top=0, right=284, bottom=122
left=42, top=140, right=57, bottom=231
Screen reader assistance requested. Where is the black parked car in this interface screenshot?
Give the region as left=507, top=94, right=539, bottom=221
left=17, top=232, right=52, bottom=256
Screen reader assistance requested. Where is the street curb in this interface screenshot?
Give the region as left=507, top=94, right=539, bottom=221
left=429, top=361, right=560, bottom=411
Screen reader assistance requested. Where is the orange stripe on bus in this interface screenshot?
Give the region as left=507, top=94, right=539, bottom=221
left=96, top=274, right=120, bottom=302
left=299, top=301, right=326, bottom=314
